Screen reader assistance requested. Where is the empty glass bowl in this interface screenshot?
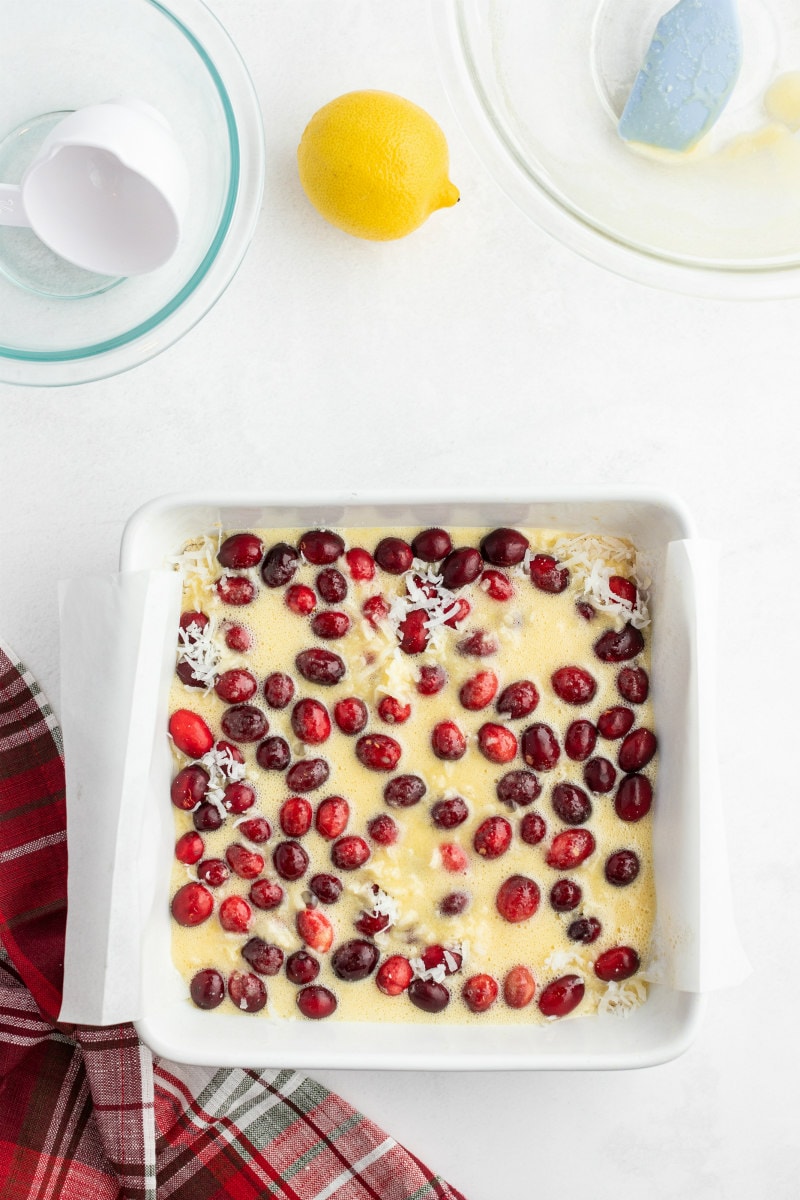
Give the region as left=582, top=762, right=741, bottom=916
left=0, top=0, right=264, bottom=385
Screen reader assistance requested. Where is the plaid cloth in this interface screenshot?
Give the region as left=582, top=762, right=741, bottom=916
left=0, top=639, right=466, bottom=1200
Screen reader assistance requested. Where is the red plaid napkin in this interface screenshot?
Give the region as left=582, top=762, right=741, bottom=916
left=0, top=639, right=466, bottom=1200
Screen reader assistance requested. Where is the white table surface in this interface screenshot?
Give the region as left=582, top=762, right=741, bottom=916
left=1, top=3, right=798, bottom=1197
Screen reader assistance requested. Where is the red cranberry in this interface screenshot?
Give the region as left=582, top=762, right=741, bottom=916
left=551, top=782, right=592, bottom=825
left=354, top=911, right=390, bottom=936
left=376, top=955, right=414, bottom=996
left=459, top=670, right=498, bottom=711
left=193, top=803, right=223, bottom=832
left=479, top=569, right=514, bottom=601
left=374, top=537, right=413, bottom=574
left=331, top=835, right=371, bottom=870
left=190, top=968, right=225, bottom=1009
left=520, top=811, right=546, bottom=845
left=218, top=532, right=263, bottom=569
left=445, top=598, right=471, bottom=628
left=296, top=907, right=334, bottom=953
left=345, top=547, right=375, bottom=580
left=368, top=814, right=399, bottom=844
left=215, top=669, right=257, bottom=704
left=261, top=542, right=299, bottom=588
left=440, top=843, right=469, bottom=873
left=576, top=600, right=596, bottom=621
left=595, top=946, right=640, bottom=982
left=480, top=527, right=529, bottom=567
left=477, top=723, right=518, bottom=764
left=463, top=974, right=499, bottom=1013
left=378, top=696, right=412, bottom=724
left=255, top=737, right=291, bottom=771
left=280, top=797, right=312, bottom=837
left=439, top=891, right=469, bottom=916
left=597, top=706, right=635, bottom=740
left=362, top=595, right=390, bottom=628
left=332, top=939, right=379, bottom=982
left=272, top=840, right=309, bottom=881
left=384, top=775, right=426, bottom=807
left=431, top=720, right=467, bottom=761
left=242, top=937, right=284, bottom=976
left=238, top=817, right=271, bottom=843
left=411, top=528, right=453, bottom=561
left=225, top=844, right=264, bottom=880
left=605, top=849, right=640, bottom=886
left=291, top=698, right=331, bottom=744
left=496, top=680, right=539, bottom=720
left=263, top=672, right=294, bottom=709
left=179, top=610, right=209, bottom=636
left=249, top=879, right=284, bottom=910
left=176, top=660, right=205, bottom=689
left=227, top=970, right=266, bottom=1013
left=550, top=878, right=582, bottom=911
left=175, top=831, right=204, bottom=865
left=295, top=647, right=346, bottom=686
left=286, top=583, right=317, bottom=615
left=299, top=530, right=344, bottom=565
left=474, top=816, right=512, bottom=859
left=496, top=769, right=541, bottom=808
left=286, top=758, right=330, bottom=792
left=215, top=738, right=244, bottom=763
left=397, top=608, right=429, bottom=654
left=417, top=664, right=446, bottom=695
left=594, top=623, right=645, bottom=663
left=286, top=950, right=321, bottom=985
left=220, top=704, right=268, bottom=743
left=618, top=666, right=649, bottom=703
left=334, top=697, right=368, bottom=735
left=568, top=916, right=602, bottom=944
left=169, top=709, right=214, bottom=759
left=546, top=829, right=596, bottom=870
left=297, top=985, right=337, bottom=1019
left=171, top=882, right=213, bottom=926
left=408, top=978, right=450, bottom=1013
left=551, top=665, right=597, bottom=705
left=530, top=554, right=569, bottom=593
left=609, top=576, right=637, bottom=607
left=312, top=610, right=351, bottom=640
left=218, top=895, right=252, bottom=933
left=521, top=723, right=560, bottom=771
left=496, top=874, right=540, bottom=923
left=356, top=734, right=402, bottom=771
left=458, top=630, right=498, bottom=657
left=309, top=873, right=343, bottom=904
left=315, top=795, right=350, bottom=839
left=538, top=975, right=585, bottom=1018
left=224, top=623, right=252, bottom=652
left=171, top=765, right=209, bottom=810
left=615, top=774, right=653, bottom=822
left=442, top=547, right=483, bottom=589
left=504, top=965, right=536, bottom=1009
left=564, top=720, right=597, bottom=762
left=317, top=567, right=347, bottom=603
left=216, top=575, right=256, bottom=606
left=584, top=757, right=617, bottom=794
left=431, top=796, right=469, bottom=829
left=619, top=728, right=657, bottom=772
left=198, top=858, right=229, bottom=887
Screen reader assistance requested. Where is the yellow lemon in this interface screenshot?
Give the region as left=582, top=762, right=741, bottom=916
left=297, top=90, right=459, bottom=240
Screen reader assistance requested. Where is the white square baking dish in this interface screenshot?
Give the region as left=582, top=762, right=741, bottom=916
left=121, top=490, right=706, bottom=1070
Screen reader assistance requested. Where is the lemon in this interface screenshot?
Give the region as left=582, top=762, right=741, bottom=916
left=297, top=90, right=459, bottom=240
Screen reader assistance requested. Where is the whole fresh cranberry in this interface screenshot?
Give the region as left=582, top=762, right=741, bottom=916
left=480, top=570, right=514, bottom=601
left=609, top=576, right=637, bottom=607
left=334, top=697, right=368, bottom=735
left=286, top=758, right=329, bottom=792
left=546, top=829, right=596, bottom=870
left=190, top=969, right=225, bottom=1010
left=521, top=723, right=560, bottom=771
left=219, top=895, right=252, bottom=933
left=215, top=669, right=258, bottom=704
left=171, top=883, right=213, bottom=926
left=286, top=951, right=320, bottom=985
left=249, top=879, right=284, bottom=910
left=362, top=595, right=390, bottom=628
left=605, top=849, right=640, bottom=886
left=224, top=781, right=255, bottom=813
left=345, top=547, right=375, bottom=580
left=597, top=706, right=635, bottom=740
left=431, top=721, right=467, bottom=761
left=398, top=608, right=429, bottom=655
left=568, top=916, right=602, bottom=944
left=594, top=623, right=644, bottom=663
left=549, top=878, right=582, bottom=911
left=378, top=696, right=412, bottom=724
left=261, top=542, right=299, bottom=588
left=367, top=814, right=399, bottom=844
left=551, top=666, right=597, bottom=705
left=459, top=671, right=499, bottom=711
left=551, top=782, right=592, bottom=825
left=169, top=709, right=214, bottom=759
left=496, top=769, right=541, bottom=808
left=198, top=858, right=229, bottom=887
left=296, top=908, right=334, bottom=953
left=238, top=817, right=271, bottom=843
left=280, top=797, right=312, bottom=837
left=315, top=795, right=350, bottom=840
left=576, top=600, right=596, bottom=621
left=216, top=576, right=256, bottom=606
left=384, top=775, right=426, bottom=808
left=354, top=911, right=390, bottom=936
left=417, top=665, right=446, bottom=696
left=440, top=843, right=469, bottom=873
left=496, top=875, right=540, bottom=923
left=474, top=816, right=512, bottom=859
left=356, top=734, right=402, bottom=772
left=530, top=555, right=569, bottom=593
left=311, top=610, right=351, bottom=640
left=445, top=598, right=471, bottom=628
left=227, top=970, right=266, bottom=1013
left=179, top=610, right=209, bottom=636
left=224, top=623, right=252, bottom=652
left=583, top=757, right=617, bottom=794
left=480, top=528, right=529, bottom=567
left=412, top=528, right=453, bottom=561
left=376, top=955, right=414, bottom=996
left=477, top=723, right=518, bottom=764
left=408, top=979, right=450, bottom=1013
left=431, top=796, right=469, bottom=829
left=618, top=728, right=658, bottom=772
left=503, top=965, right=536, bottom=1009
left=615, top=774, right=653, bottom=822
left=176, top=660, right=205, bottom=689
left=519, top=812, right=547, bottom=845
left=317, top=567, right=348, bottom=603
left=175, top=832, right=204, bottom=865
left=295, top=648, right=346, bottom=686
left=537, top=975, right=584, bottom=1019
left=457, top=630, right=499, bottom=658
left=564, top=720, right=597, bottom=762
left=272, top=840, right=309, bottom=881
left=332, top=939, right=380, bottom=982
left=439, top=891, right=469, bottom=916
left=296, top=985, right=337, bottom=1019
left=218, top=533, right=263, bottom=569
left=442, top=547, right=484, bottom=590
left=496, top=680, right=539, bottom=720
left=331, top=835, right=371, bottom=870
left=299, top=530, right=344, bottom=565
left=291, top=698, right=331, bottom=744
left=170, top=765, right=209, bottom=810
left=374, top=537, right=414, bottom=574
left=463, top=974, right=499, bottom=1013
left=309, top=873, right=343, bottom=904
left=255, top=737, right=291, bottom=772
left=263, top=672, right=294, bottom=709
left=242, top=937, right=284, bottom=976
left=285, top=584, right=316, bottom=615
left=617, top=666, right=649, bottom=703
left=594, top=946, right=640, bottom=982
left=225, top=844, right=264, bottom=879
left=192, top=803, right=223, bottom=832
left=220, top=704, right=268, bottom=743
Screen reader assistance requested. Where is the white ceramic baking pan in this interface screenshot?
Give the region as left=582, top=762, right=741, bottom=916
left=121, top=490, right=706, bottom=1070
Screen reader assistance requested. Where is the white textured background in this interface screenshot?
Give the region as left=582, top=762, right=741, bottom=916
left=0, top=3, right=797, bottom=1197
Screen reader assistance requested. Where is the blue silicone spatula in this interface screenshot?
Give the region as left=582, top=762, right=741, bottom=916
left=618, top=0, right=743, bottom=152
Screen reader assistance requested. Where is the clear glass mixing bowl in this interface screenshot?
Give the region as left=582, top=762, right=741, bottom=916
left=433, top=0, right=800, bottom=298
left=0, top=0, right=264, bottom=385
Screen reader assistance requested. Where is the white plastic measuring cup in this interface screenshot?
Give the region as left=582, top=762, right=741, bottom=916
left=0, top=100, right=189, bottom=276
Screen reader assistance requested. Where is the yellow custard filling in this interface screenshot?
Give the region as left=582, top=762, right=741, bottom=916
left=168, top=526, right=657, bottom=1024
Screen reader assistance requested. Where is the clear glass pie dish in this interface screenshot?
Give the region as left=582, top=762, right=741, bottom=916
left=0, top=0, right=264, bottom=386
left=433, top=0, right=800, bottom=297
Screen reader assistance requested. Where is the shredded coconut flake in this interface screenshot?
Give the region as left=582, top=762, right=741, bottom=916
left=410, top=957, right=447, bottom=985
left=197, top=744, right=247, bottom=815
left=176, top=614, right=221, bottom=689
left=551, top=534, right=651, bottom=628
left=169, top=533, right=221, bottom=593
left=597, top=976, right=649, bottom=1017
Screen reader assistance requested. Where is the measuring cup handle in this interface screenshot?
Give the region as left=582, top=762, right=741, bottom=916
left=0, top=184, right=30, bottom=228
